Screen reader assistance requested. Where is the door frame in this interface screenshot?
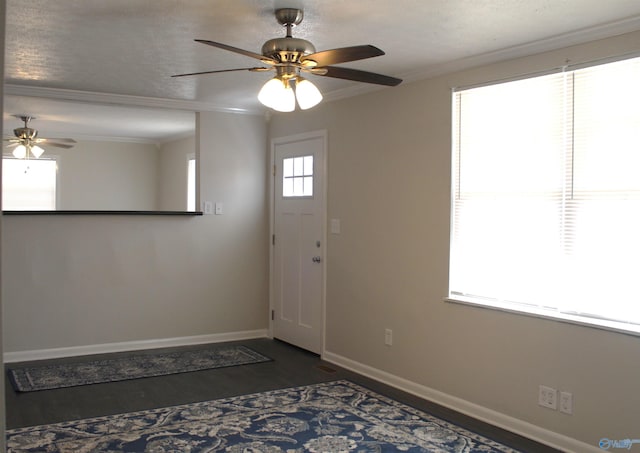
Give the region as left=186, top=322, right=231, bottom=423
left=268, top=130, right=328, bottom=355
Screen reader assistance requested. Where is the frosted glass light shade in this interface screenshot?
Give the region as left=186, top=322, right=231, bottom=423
left=258, top=78, right=284, bottom=109
left=273, top=84, right=295, bottom=112
left=31, top=145, right=45, bottom=158
left=258, top=77, right=296, bottom=112
left=12, top=145, right=27, bottom=159
left=296, top=78, right=323, bottom=110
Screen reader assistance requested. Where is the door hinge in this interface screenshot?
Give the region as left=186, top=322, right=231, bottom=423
left=273, top=164, right=276, bottom=176
left=272, top=234, right=275, bottom=245
left=271, top=309, right=275, bottom=321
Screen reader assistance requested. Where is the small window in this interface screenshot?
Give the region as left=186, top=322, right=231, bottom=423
left=283, top=155, right=313, bottom=197
left=2, top=157, right=58, bottom=210
left=187, top=157, right=196, bottom=211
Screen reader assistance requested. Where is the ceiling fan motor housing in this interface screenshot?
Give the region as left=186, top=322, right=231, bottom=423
left=262, top=37, right=316, bottom=64
left=14, top=127, right=37, bottom=140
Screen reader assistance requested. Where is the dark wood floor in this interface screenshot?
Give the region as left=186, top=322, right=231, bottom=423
left=5, top=338, right=558, bottom=452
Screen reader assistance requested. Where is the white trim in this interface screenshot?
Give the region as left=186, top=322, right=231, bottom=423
left=322, top=350, right=602, bottom=453
left=3, top=329, right=269, bottom=363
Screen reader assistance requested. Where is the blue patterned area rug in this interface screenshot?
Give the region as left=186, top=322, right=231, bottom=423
left=7, top=380, right=520, bottom=452
left=8, top=345, right=271, bottom=392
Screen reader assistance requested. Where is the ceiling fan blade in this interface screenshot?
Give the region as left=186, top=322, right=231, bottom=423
left=319, top=66, right=402, bottom=86
left=301, top=45, right=385, bottom=67
left=5, top=142, right=20, bottom=148
left=172, top=67, right=270, bottom=78
left=36, top=138, right=77, bottom=149
left=195, top=40, right=277, bottom=64
left=40, top=141, right=75, bottom=149
left=36, top=137, right=77, bottom=144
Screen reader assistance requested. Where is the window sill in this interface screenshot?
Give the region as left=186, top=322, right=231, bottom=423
left=445, top=295, right=640, bottom=338
left=3, top=210, right=203, bottom=216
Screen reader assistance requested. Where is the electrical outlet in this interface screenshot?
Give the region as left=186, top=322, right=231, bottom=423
left=538, top=385, right=557, bottom=410
left=384, top=329, right=393, bottom=346
left=560, top=391, right=573, bottom=415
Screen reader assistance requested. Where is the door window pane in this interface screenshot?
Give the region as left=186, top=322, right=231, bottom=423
left=282, top=155, right=313, bottom=197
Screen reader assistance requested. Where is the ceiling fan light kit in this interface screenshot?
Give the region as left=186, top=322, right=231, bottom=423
left=12, top=144, right=44, bottom=159
left=258, top=75, right=323, bottom=112
left=172, top=8, right=402, bottom=112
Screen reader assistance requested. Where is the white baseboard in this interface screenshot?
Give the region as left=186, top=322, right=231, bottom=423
left=322, top=350, right=600, bottom=453
left=4, top=329, right=269, bottom=363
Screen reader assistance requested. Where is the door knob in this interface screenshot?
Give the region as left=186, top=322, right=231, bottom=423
left=312, top=256, right=322, bottom=263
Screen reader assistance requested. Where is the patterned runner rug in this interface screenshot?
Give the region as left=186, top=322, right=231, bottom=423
left=8, top=345, right=271, bottom=392
left=6, top=380, right=520, bottom=452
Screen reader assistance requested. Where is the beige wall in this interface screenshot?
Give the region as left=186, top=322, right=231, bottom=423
left=2, top=111, right=269, bottom=353
left=269, top=30, right=640, bottom=449
left=57, top=140, right=160, bottom=210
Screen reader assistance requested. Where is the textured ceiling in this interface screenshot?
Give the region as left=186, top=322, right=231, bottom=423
left=4, top=0, right=640, bottom=142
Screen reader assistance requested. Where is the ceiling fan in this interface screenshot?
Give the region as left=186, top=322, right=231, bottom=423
left=172, top=8, right=402, bottom=112
left=4, top=115, right=77, bottom=159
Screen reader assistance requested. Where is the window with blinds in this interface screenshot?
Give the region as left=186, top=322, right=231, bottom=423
left=449, top=56, right=640, bottom=334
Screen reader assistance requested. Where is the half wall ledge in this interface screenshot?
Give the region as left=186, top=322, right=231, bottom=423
left=3, top=210, right=204, bottom=216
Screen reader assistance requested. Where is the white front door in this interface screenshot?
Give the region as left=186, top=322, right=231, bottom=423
left=271, top=131, right=325, bottom=354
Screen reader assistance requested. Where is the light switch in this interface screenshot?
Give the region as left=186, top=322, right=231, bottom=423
left=203, top=201, right=213, bottom=214
left=330, top=218, right=341, bottom=234
left=215, top=202, right=223, bottom=215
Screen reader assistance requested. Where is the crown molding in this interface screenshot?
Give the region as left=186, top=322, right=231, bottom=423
left=65, top=131, right=194, bottom=146
left=401, top=14, right=640, bottom=84
left=4, top=84, right=261, bottom=115
left=325, top=14, right=640, bottom=103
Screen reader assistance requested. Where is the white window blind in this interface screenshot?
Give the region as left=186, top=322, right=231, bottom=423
left=450, top=56, right=640, bottom=333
